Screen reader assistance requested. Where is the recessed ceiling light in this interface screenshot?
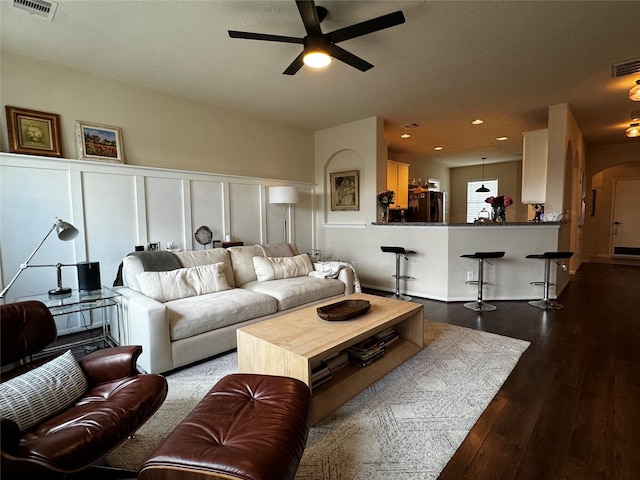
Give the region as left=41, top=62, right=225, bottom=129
left=626, top=123, right=640, bottom=138
left=472, top=119, right=484, bottom=125
left=434, top=146, right=443, bottom=151
left=496, top=136, right=508, bottom=141
left=400, top=133, right=411, bottom=139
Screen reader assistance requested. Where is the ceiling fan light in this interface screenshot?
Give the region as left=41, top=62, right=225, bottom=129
left=476, top=184, right=490, bottom=193
left=303, top=51, right=331, bottom=68
left=629, top=80, right=640, bottom=101
left=626, top=123, right=640, bottom=138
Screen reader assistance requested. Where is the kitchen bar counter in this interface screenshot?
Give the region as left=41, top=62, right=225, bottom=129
left=321, top=221, right=571, bottom=302
left=372, top=221, right=563, bottom=226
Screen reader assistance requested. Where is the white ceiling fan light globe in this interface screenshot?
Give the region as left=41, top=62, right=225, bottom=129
left=303, top=51, right=331, bottom=68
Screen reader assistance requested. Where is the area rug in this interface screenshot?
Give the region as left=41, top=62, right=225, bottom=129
left=105, top=321, right=529, bottom=479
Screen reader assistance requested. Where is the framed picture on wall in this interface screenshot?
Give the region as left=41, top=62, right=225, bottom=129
left=5, top=106, right=63, bottom=157
left=76, top=121, right=124, bottom=163
left=330, top=170, right=359, bottom=211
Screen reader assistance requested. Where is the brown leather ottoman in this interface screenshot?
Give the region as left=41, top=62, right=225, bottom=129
left=138, top=373, right=311, bottom=480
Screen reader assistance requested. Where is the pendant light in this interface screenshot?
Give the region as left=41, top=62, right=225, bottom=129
left=476, top=157, right=490, bottom=193
left=625, top=111, right=640, bottom=138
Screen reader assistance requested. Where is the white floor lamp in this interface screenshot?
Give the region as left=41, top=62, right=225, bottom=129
left=269, top=186, right=299, bottom=243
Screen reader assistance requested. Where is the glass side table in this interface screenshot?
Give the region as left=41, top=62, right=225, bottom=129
left=16, top=286, right=121, bottom=354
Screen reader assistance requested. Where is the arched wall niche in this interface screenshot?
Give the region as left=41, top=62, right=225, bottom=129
left=323, top=148, right=365, bottom=224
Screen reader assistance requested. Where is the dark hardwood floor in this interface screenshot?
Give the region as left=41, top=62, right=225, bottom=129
left=376, top=263, right=639, bottom=480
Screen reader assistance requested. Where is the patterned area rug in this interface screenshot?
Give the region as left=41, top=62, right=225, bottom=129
left=105, top=321, right=529, bottom=479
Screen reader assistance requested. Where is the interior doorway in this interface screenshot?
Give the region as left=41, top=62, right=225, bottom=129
left=611, top=178, right=640, bottom=258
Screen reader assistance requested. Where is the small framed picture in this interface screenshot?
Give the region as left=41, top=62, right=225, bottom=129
left=76, top=121, right=124, bottom=163
left=148, top=242, right=160, bottom=252
left=5, top=106, right=63, bottom=157
left=330, top=170, right=360, bottom=211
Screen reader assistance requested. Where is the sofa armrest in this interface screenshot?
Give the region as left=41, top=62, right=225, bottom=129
left=79, top=345, right=142, bottom=384
left=114, top=287, right=172, bottom=374
left=338, top=267, right=354, bottom=295
left=312, top=261, right=357, bottom=295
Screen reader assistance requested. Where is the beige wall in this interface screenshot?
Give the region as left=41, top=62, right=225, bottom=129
left=449, top=160, right=527, bottom=223
left=0, top=52, right=314, bottom=182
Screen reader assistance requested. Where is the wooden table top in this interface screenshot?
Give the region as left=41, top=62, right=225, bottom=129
left=237, top=293, right=423, bottom=360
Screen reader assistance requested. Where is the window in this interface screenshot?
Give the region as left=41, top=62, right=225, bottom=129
left=467, top=180, right=498, bottom=222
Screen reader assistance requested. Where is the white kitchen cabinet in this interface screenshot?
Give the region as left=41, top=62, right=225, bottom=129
left=386, top=160, right=409, bottom=209
left=521, top=129, right=548, bottom=205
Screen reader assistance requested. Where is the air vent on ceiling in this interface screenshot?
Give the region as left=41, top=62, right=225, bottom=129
left=401, top=123, right=419, bottom=129
left=12, top=0, right=57, bottom=21
left=612, top=58, right=640, bottom=78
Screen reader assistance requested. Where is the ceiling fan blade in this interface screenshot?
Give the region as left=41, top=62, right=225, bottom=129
left=296, top=0, right=322, bottom=36
left=327, top=11, right=405, bottom=44
left=283, top=52, right=305, bottom=75
left=228, top=30, right=303, bottom=44
left=329, top=45, right=374, bottom=72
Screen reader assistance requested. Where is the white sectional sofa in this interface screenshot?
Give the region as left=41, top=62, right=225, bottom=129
left=115, top=243, right=354, bottom=374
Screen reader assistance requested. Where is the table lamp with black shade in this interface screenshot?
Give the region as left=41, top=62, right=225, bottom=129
left=0, top=217, right=79, bottom=299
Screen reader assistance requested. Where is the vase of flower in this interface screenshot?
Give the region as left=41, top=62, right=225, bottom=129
left=492, top=205, right=506, bottom=222
left=377, top=190, right=395, bottom=223
left=485, top=195, right=512, bottom=222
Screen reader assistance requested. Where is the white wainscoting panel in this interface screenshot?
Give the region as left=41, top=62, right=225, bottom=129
left=190, top=180, right=225, bottom=249
left=0, top=165, right=77, bottom=301
left=229, top=182, right=262, bottom=246
left=294, top=188, right=314, bottom=255
left=1, top=154, right=314, bottom=334
left=81, top=171, right=138, bottom=286
left=144, top=176, right=185, bottom=251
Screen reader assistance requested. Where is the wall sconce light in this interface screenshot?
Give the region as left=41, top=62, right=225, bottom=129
left=1, top=217, right=79, bottom=299
left=269, top=186, right=299, bottom=242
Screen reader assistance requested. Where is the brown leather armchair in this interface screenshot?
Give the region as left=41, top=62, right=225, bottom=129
left=1, top=301, right=168, bottom=479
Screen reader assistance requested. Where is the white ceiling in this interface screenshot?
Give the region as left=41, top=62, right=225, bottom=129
left=1, top=0, right=639, bottom=167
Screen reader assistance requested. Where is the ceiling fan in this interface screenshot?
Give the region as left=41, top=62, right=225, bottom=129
left=228, top=0, right=405, bottom=75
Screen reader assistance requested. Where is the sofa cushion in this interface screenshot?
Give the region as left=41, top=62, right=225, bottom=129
left=137, top=263, right=231, bottom=303
left=253, top=254, right=314, bottom=281
left=0, top=350, right=88, bottom=432
left=242, top=276, right=345, bottom=311
left=166, top=289, right=278, bottom=341
left=256, top=243, right=299, bottom=257
left=227, top=246, right=265, bottom=286
left=173, top=249, right=236, bottom=287
left=122, top=252, right=183, bottom=292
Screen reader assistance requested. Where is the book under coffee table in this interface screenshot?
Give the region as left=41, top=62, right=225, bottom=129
left=236, top=292, right=424, bottom=424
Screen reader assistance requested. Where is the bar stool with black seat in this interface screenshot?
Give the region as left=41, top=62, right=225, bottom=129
left=380, top=246, right=416, bottom=301
left=525, top=251, right=574, bottom=309
left=460, top=251, right=505, bottom=312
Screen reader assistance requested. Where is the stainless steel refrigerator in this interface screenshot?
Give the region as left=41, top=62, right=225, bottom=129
left=407, top=191, right=444, bottom=222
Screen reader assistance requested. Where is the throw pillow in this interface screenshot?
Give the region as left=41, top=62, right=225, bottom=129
left=0, top=350, right=89, bottom=432
left=253, top=253, right=314, bottom=281
left=137, top=262, right=231, bottom=302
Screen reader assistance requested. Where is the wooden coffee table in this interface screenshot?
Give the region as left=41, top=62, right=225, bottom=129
left=236, top=293, right=424, bottom=424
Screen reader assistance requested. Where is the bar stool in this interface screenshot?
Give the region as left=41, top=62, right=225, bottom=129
left=380, top=246, right=416, bottom=301
left=525, top=251, right=574, bottom=309
left=460, top=251, right=505, bottom=312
